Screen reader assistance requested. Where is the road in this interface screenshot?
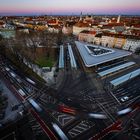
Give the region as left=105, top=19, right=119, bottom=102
left=1, top=44, right=139, bottom=140
left=0, top=51, right=109, bottom=140
left=0, top=55, right=58, bottom=140
left=54, top=44, right=121, bottom=139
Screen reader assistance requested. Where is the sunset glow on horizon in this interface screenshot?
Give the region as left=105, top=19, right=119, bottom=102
left=0, top=0, right=140, bottom=15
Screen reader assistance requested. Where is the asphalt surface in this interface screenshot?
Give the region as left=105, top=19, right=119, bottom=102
left=111, top=76, right=140, bottom=106
left=0, top=46, right=140, bottom=140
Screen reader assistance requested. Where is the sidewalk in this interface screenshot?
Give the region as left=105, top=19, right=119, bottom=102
left=0, top=79, right=21, bottom=123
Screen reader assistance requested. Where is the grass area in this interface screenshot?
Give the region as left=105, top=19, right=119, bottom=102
left=24, top=66, right=46, bottom=83
left=35, top=56, right=55, bottom=68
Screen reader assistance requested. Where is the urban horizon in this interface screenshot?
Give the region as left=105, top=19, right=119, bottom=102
left=0, top=12, right=140, bottom=17
left=0, top=0, right=140, bottom=16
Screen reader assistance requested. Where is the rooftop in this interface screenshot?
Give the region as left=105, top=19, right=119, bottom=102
left=75, top=41, right=132, bottom=67
left=80, top=30, right=96, bottom=35
left=74, top=21, right=89, bottom=27
left=85, top=45, right=113, bottom=56
left=99, top=32, right=140, bottom=40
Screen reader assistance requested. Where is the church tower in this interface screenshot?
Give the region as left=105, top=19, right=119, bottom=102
left=80, top=12, right=83, bottom=21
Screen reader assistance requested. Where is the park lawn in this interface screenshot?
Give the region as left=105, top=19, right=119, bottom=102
left=35, top=56, right=55, bottom=68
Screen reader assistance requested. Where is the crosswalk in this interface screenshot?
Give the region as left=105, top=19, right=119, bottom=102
left=40, top=94, right=57, bottom=104
left=52, top=111, right=75, bottom=127
left=68, top=120, right=94, bottom=138
left=28, top=114, right=44, bottom=136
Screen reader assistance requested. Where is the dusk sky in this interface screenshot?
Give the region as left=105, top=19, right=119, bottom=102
left=0, top=0, right=140, bottom=15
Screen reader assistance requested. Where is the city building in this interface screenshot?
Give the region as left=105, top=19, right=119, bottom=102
left=62, top=26, right=73, bottom=34
left=78, top=30, right=97, bottom=43
left=47, top=19, right=59, bottom=26
left=73, top=21, right=91, bottom=35
left=94, top=34, right=102, bottom=45
left=0, top=20, right=6, bottom=28
left=123, top=38, right=140, bottom=52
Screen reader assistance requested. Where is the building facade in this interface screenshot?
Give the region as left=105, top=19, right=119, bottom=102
left=101, top=33, right=126, bottom=48
left=73, top=26, right=89, bottom=36
left=123, top=39, right=140, bottom=52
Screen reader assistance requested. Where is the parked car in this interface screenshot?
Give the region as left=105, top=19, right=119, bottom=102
left=120, top=96, right=129, bottom=102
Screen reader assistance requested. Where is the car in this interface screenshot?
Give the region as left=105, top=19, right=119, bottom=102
left=11, top=105, right=19, bottom=111
left=9, top=72, right=16, bottom=78
left=28, top=98, right=42, bottom=112
left=18, top=89, right=26, bottom=97
left=26, top=77, right=36, bottom=85
left=24, top=87, right=32, bottom=94
left=52, top=123, right=68, bottom=140
left=16, top=78, right=22, bottom=83
left=5, top=67, right=10, bottom=71
left=120, top=96, right=129, bottom=102
left=88, top=113, right=107, bottom=119
left=117, top=107, right=132, bottom=116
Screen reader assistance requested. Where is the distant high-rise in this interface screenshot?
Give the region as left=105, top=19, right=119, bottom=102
left=117, top=15, right=121, bottom=23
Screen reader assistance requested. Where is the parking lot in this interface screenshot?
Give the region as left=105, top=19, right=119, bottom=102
left=112, top=76, right=140, bottom=104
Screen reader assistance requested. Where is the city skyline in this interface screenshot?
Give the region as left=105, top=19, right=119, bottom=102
left=0, top=0, right=140, bottom=16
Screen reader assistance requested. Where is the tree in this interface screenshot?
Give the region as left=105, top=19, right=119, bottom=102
left=2, top=30, right=59, bottom=68
left=0, top=34, right=2, bottom=41
left=0, top=34, right=6, bottom=56
left=13, top=31, right=39, bottom=68
left=56, top=30, right=64, bottom=46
